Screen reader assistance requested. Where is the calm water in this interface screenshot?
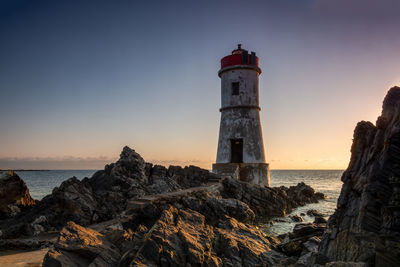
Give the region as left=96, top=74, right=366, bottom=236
left=16, top=170, right=97, bottom=200
left=16, top=169, right=343, bottom=235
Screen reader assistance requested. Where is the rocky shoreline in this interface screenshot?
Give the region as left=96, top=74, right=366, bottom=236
left=0, top=147, right=326, bottom=266
left=1, top=86, right=400, bottom=266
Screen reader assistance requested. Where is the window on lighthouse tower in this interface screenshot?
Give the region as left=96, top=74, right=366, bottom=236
left=232, top=82, right=239, bottom=95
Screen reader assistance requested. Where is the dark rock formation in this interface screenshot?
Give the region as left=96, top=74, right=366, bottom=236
left=0, top=170, right=35, bottom=218
left=89, top=146, right=220, bottom=221
left=0, top=176, right=98, bottom=238
left=278, top=223, right=326, bottom=257
left=0, top=147, right=221, bottom=239
left=43, top=206, right=284, bottom=266
left=0, top=146, right=324, bottom=242
left=221, top=178, right=324, bottom=218
left=319, top=86, right=400, bottom=266
left=290, top=214, right=305, bottom=222
left=43, top=221, right=122, bottom=266
left=41, top=175, right=325, bottom=266
left=1, top=146, right=327, bottom=266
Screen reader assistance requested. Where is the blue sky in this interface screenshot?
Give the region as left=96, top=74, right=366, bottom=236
left=1, top=0, right=400, bottom=169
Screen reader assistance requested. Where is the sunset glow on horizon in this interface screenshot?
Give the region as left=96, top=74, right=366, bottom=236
left=1, top=0, right=400, bottom=170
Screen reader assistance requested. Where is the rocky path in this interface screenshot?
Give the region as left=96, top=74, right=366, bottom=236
left=127, top=182, right=222, bottom=209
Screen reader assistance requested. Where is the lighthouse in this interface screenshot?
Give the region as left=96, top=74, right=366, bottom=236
left=212, top=44, right=270, bottom=187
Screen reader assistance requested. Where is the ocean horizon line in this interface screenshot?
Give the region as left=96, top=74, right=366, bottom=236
left=2, top=168, right=346, bottom=172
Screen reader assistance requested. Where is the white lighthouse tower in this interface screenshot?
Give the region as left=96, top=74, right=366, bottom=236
left=212, top=44, right=270, bottom=187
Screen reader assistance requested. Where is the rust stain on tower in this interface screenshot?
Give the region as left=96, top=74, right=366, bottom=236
left=213, top=44, right=270, bottom=186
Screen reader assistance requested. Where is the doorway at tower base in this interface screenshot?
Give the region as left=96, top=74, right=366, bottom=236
left=212, top=162, right=270, bottom=187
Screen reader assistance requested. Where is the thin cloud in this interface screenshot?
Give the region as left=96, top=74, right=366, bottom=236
left=0, top=156, right=116, bottom=170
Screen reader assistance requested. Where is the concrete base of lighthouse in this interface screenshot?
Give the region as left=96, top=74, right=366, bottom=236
left=212, top=162, right=270, bottom=187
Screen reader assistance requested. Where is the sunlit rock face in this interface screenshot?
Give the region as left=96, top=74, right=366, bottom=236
left=0, top=170, right=35, bottom=218
left=43, top=221, right=122, bottom=266
left=319, top=86, right=400, bottom=266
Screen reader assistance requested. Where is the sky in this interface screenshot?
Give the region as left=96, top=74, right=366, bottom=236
left=1, top=0, right=400, bottom=170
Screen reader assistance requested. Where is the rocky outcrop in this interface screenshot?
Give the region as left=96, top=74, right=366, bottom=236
left=319, top=86, right=400, bottom=266
left=43, top=221, right=123, bottom=266
left=0, top=147, right=221, bottom=239
left=0, top=146, right=324, bottom=242
left=89, top=146, right=220, bottom=221
left=43, top=207, right=285, bottom=266
left=0, top=176, right=98, bottom=238
left=41, top=174, right=326, bottom=266
left=221, top=178, right=324, bottom=218
left=122, top=205, right=283, bottom=266
left=1, top=145, right=327, bottom=266
left=0, top=170, right=35, bottom=218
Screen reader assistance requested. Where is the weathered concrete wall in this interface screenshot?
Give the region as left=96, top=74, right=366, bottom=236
left=220, top=67, right=260, bottom=108
left=212, top=163, right=269, bottom=187
left=212, top=163, right=239, bottom=179
left=238, top=163, right=269, bottom=187
left=216, top=108, right=265, bottom=163
left=216, top=66, right=266, bottom=164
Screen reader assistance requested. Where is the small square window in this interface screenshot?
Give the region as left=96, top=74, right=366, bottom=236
left=232, top=82, right=239, bottom=95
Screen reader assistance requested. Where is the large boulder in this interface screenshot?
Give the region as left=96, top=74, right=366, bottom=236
left=42, top=221, right=122, bottom=266
left=0, top=171, right=35, bottom=218
left=0, top=176, right=98, bottom=239
left=220, top=177, right=324, bottom=218
left=40, top=177, right=99, bottom=227
left=319, top=86, right=400, bottom=267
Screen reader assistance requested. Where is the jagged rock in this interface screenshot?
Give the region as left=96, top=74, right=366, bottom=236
left=167, top=165, right=220, bottom=187
left=221, top=178, right=324, bottom=218
left=278, top=223, right=326, bottom=258
left=0, top=171, right=35, bottom=218
left=88, top=147, right=221, bottom=221
left=319, top=86, right=400, bottom=267
left=38, top=172, right=326, bottom=266
left=278, top=237, right=304, bottom=256
left=325, top=262, right=367, bottom=267
left=314, top=216, right=327, bottom=224
left=0, top=176, right=98, bottom=239
left=110, top=146, right=148, bottom=183
left=303, top=236, right=320, bottom=253
left=290, top=214, right=304, bottom=222
left=62, top=206, right=284, bottom=267
left=296, top=252, right=314, bottom=266
left=306, top=209, right=324, bottom=217
left=291, top=223, right=326, bottom=239
left=178, top=194, right=256, bottom=224
left=42, top=221, right=122, bottom=266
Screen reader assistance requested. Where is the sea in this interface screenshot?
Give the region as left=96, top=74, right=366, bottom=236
left=16, top=169, right=343, bottom=235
